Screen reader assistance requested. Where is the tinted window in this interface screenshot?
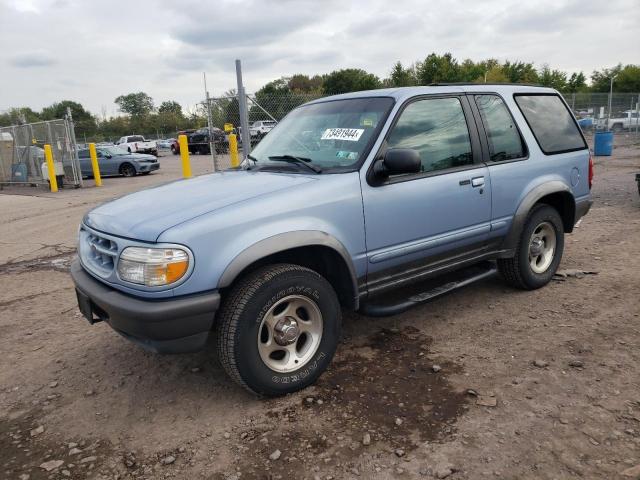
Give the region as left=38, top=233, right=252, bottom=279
left=475, top=95, right=525, bottom=161
left=78, top=149, right=89, bottom=158
left=514, top=94, right=586, bottom=154
left=128, top=136, right=144, bottom=142
left=386, top=97, right=473, bottom=174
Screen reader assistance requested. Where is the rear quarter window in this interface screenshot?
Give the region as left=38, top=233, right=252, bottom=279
left=514, top=94, right=587, bottom=154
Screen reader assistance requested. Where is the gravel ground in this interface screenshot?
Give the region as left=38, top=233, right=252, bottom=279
left=1, top=138, right=639, bottom=480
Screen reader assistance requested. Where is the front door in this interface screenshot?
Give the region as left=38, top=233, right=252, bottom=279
left=360, top=95, right=491, bottom=293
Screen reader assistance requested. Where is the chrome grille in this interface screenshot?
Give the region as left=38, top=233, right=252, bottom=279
left=79, top=228, right=118, bottom=277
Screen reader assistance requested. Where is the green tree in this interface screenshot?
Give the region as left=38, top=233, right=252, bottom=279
left=415, top=53, right=460, bottom=85
left=591, top=64, right=640, bottom=92
left=388, top=61, right=416, bottom=87
left=538, top=65, right=567, bottom=90
left=288, top=74, right=323, bottom=93
left=41, top=100, right=97, bottom=137
left=114, top=92, right=154, bottom=117
left=566, top=72, right=587, bottom=93
left=0, top=107, right=41, bottom=126
left=322, top=68, right=381, bottom=95
left=501, top=61, right=539, bottom=84
left=158, top=100, right=183, bottom=115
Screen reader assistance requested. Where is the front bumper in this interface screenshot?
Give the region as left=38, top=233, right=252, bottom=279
left=138, top=162, right=160, bottom=173
left=71, top=260, right=219, bottom=354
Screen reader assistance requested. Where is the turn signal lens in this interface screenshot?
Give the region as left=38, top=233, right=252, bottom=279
left=588, top=154, right=594, bottom=189
left=117, top=247, right=189, bottom=287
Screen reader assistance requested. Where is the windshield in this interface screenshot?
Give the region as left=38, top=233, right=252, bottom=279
left=247, top=97, right=395, bottom=172
left=100, top=146, right=129, bottom=155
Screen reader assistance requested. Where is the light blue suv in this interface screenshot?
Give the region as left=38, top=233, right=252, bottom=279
left=72, top=85, right=593, bottom=396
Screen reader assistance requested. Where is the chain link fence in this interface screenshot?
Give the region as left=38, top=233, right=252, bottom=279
left=0, top=118, right=83, bottom=187
left=563, top=92, right=640, bottom=134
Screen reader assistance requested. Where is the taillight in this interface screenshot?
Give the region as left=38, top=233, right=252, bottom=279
left=588, top=155, right=594, bottom=189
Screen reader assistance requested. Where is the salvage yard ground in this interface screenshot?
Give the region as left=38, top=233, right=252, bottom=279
left=1, top=138, right=639, bottom=480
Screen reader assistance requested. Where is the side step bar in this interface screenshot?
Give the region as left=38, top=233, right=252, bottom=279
left=359, top=261, right=498, bottom=317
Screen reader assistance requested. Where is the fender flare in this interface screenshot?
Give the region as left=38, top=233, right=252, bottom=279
left=217, top=230, right=359, bottom=300
left=501, top=181, right=574, bottom=252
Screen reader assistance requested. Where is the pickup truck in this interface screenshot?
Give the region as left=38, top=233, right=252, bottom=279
left=72, top=85, right=592, bottom=396
left=596, top=110, right=640, bottom=131
left=115, top=135, right=158, bottom=156
left=250, top=120, right=277, bottom=138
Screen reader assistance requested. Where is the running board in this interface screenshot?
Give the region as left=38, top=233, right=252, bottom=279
left=359, top=261, right=498, bottom=317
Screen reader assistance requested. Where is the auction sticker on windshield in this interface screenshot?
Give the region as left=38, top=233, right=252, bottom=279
left=321, top=128, right=364, bottom=142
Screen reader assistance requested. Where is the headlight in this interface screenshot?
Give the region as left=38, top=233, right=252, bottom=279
left=117, top=247, right=189, bottom=287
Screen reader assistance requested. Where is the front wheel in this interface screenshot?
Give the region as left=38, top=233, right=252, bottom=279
left=119, top=163, right=136, bottom=177
left=498, top=204, right=564, bottom=290
left=217, top=264, right=341, bottom=396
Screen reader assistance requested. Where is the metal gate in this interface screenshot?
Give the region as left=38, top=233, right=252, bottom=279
left=0, top=117, right=83, bottom=187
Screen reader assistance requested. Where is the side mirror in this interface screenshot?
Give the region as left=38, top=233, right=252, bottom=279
left=374, top=148, right=421, bottom=177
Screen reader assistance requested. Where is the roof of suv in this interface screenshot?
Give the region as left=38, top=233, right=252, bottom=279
left=307, top=84, right=558, bottom=105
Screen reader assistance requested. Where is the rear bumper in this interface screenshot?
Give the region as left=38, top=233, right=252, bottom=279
left=575, top=196, right=593, bottom=224
left=71, top=260, right=219, bottom=354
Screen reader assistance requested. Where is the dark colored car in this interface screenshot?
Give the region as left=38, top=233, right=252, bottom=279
left=78, top=146, right=160, bottom=177
left=187, top=127, right=228, bottom=155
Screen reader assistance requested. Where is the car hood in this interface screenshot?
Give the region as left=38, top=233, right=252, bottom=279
left=84, top=171, right=316, bottom=241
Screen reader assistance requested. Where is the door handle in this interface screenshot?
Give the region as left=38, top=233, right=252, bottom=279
left=471, top=176, right=485, bottom=188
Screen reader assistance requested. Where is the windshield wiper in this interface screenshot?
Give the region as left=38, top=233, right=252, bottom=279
left=268, top=155, right=322, bottom=174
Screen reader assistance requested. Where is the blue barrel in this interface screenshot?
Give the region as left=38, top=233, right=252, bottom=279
left=594, top=131, right=613, bottom=156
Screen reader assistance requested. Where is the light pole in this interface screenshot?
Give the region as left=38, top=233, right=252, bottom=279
left=607, top=75, right=617, bottom=130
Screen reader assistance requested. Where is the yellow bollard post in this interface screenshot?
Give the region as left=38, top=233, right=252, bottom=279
left=229, top=134, right=239, bottom=167
left=178, top=134, right=192, bottom=178
left=43, top=144, right=58, bottom=192
left=88, top=143, right=102, bottom=187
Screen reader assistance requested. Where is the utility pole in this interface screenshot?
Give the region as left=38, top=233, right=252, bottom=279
left=607, top=75, right=616, bottom=129
left=235, top=59, right=251, bottom=156
left=203, top=72, right=217, bottom=171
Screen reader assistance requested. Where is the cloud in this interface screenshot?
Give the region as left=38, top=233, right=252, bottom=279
left=9, top=50, right=58, bottom=68
left=0, top=0, right=638, bottom=114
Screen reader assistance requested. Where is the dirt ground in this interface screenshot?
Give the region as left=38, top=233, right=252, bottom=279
left=1, top=138, right=639, bottom=480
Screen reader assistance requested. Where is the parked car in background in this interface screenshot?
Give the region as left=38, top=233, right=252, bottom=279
left=78, top=145, right=159, bottom=177
left=72, top=85, right=592, bottom=396
left=157, top=138, right=175, bottom=149
left=170, top=130, right=195, bottom=155
left=115, top=135, right=158, bottom=156
left=187, top=127, right=228, bottom=154
left=249, top=120, right=277, bottom=138
left=606, top=110, right=640, bottom=131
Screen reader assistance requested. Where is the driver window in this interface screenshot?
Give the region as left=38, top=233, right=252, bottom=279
left=387, top=97, right=473, bottom=174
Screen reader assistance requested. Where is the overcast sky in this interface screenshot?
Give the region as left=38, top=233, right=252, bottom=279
left=1, top=0, right=638, bottom=116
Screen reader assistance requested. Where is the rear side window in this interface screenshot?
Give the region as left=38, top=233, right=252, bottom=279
left=128, top=136, right=144, bottom=142
left=474, top=95, right=526, bottom=161
left=514, top=94, right=586, bottom=154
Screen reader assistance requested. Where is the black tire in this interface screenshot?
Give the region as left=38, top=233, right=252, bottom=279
left=119, top=163, right=136, bottom=177
left=217, top=264, right=341, bottom=396
left=498, top=204, right=565, bottom=290
left=612, top=123, right=623, bottom=132
left=171, top=146, right=178, bottom=155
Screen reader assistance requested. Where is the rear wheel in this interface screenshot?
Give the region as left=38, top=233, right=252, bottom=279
left=498, top=204, right=564, bottom=290
left=119, top=163, right=136, bottom=177
left=217, top=264, right=341, bottom=396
